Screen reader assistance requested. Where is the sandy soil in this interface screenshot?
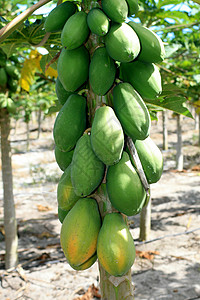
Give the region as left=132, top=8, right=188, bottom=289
left=0, top=112, right=200, bottom=300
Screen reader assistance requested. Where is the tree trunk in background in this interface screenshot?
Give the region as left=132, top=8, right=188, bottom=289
left=0, top=108, right=18, bottom=269
left=162, top=110, right=168, bottom=150
left=82, top=0, right=135, bottom=298
left=194, top=111, right=199, bottom=130
left=198, top=113, right=200, bottom=146
left=139, top=197, right=151, bottom=241
left=37, top=108, right=42, bottom=139
left=176, top=114, right=183, bottom=171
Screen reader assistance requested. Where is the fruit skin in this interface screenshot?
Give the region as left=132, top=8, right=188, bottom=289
left=120, top=60, right=162, bottom=100
left=57, top=46, right=89, bottom=92
left=71, top=253, right=97, bottom=271
left=113, top=82, right=151, bottom=141
left=97, top=213, right=136, bottom=277
left=55, top=77, right=73, bottom=106
left=54, top=145, right=74, bottom=171
left=71, top=134, right=105, bottom=197
left=44, top=1, right=77, bottom=32
left=105, top=23, right=140, bottom=63
left=60, top=198, right=101, bottom=267
left=128, top=21, right=165, bottom=63
left=87, top=8, right=110, bottom=36
left=101, top=0, right=128, bottom=23
left=0, top=68, right=7, bottom=87
left=58, top=206, right=69, bottom=223
left=5, top=62, right=20, bottom=80
left=91, top=106, right=124, bottom=165
left=127, top=0, right=139, bottom=16
left=57, top=164, right=80, bottom=211
left=89, top=47, right=116, bottom=96
left=132, top=137, right=163, bottom=184
left=7, top=77, right=18, bottom=92
left=61, top=12, right=90, bottom=50
left=106, top=152, right=146, bottom=216
left=53, top=94, right=86, bottom=152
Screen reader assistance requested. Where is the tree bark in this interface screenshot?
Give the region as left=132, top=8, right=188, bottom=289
left=176, top=114, right=183, bottom=171
left=162, top=110, right=168, bottom=150
left=0, top=108, right=18, bottom=269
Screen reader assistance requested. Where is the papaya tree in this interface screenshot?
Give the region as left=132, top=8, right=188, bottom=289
left=0, top=0, right=197, bottom=299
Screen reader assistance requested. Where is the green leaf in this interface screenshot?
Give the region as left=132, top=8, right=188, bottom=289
left=157, top=0, right=183, bottom=9
left=47, top=100, right=62, bottom=115
left=164, top=43, right=182, bottom=58
left=145, top=96, right=193, bottom=118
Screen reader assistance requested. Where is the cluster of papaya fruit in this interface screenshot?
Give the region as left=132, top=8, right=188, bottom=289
left=45, top=0, right=164, bottom=277
left=0, top=49, right=20, bottom=93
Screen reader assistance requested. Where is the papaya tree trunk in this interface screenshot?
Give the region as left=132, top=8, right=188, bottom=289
left=82, top=1, right=135, bottom=298
left=37, top=107, right=42, bottom=139
left=0, top=108, right=18, bottom=269
left=139, top=197, right=151, bottom=241
left=162, top=110, right=168, bottom=150
left=176, top=114, right=183, bottom=171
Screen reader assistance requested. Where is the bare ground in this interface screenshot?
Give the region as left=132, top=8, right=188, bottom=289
left=0, top=112, right=200, bottom=300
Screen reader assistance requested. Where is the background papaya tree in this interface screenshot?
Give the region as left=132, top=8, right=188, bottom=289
left=0, top=0, right=199, bottom=299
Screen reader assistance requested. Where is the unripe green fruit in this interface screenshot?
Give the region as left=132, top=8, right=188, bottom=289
left=87, top=8, right=110, bottom=36
left=54, top=145, right=74, bottom=171
left=0, top=68, right=7, bottom=87
left=101, top=0, right=128, bottom=23
left=55, top=77, right=73, bottom=106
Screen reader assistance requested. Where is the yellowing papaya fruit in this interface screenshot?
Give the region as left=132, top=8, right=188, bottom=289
left=105, top=22, right=140, bottom=63
left=132, top=137, right=163, bottom=184
left=101, top=0, right=128, bottom=23
left=53, top=94, right=86, bottom=152
left=57, top=164, right=80, bottom=211
left=106, top=152, right=146, bottom=216
left=55, top=77, right=73, bottom=106
left=54, top=145, right=74, bottom=171
left=87, top=8, right=110, bottom=36
left=91, top=106, right=124, bottom=165
left=127, top=0, right=139, bottom=16
left=120, top=60, right=162, bottom=99
left=60, top=198, right=101, bottom=267
left=57, top=46, right=89, bottom=92
left=89, top=47, right=116, bottom=95
left=44, top=1, right=77, bottom=32
left=71, top=134, right=105, bottom=197
left=128, top=21, right=165, bottom=63
left=113, top=82, right=151, bottom=141
left=61, top=11, right=90, bottom=50
left=97, top=213, right=136, bottom=276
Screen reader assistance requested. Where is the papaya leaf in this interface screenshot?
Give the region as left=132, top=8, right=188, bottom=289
left=157, top=0, right=183, bottom=9
left=47, top=100, right=62, bottom=115
left=145, top=95, right=193, bottom=118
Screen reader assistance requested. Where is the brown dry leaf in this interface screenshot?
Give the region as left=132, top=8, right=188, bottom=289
left=37, top=231, right=55, bottom=239
left=74, top=284, right=101, bottom=300
left=36, top=204, right=52, bottom=212
left=136, top=250, right=160, bottom=260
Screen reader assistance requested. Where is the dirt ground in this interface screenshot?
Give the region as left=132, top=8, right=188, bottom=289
left=0, top=112, right=200, bottom=300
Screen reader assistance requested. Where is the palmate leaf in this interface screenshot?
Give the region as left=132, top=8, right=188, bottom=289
left=145, top=95, right=193, bottom=118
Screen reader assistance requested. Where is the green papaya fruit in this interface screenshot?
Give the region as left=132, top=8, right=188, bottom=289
left=58, top=206, right=69, bottom=223
left=0, top=68, right=7, bottom=87
left=97, top=213, right=136, bottom=276
left=71, top=134, right=105, bottom=197
left=70, top=253, right=97, bottom=271
left=55, top=77, right=73, bottom=106
left=91, top=106, right=124, bottom=165
left=57, top=46, right=89, bottom=92
left=53, top=94, right=86, bottom=152
left=101, top=0, right=128, bottom=23
left=128, top=21, right=165, bottom=63
left=105, top=23, right=140, bottom=63
left=132, top=137, right=163, bottom=184
left=54, top=145, right=74, bottom=171
left=5, top=62, right=20, bottom=80
left=87, top=8, right=110, bottom=36
left=44, top=1, right=77, bottom=32
left=61, top=11, right=90, bottom=50
left=9, top=55, right=19, bottom=65
left=6, top=98, right=16, bottom=114
left=127, top=0, right=139, bottom=16
left=57, top=165, right=80, bottom=211
left=120, top=60, right=162, bottom=99
left=60, top=198, right=101, bottom=267
left=113, top=82, right=151, bottom=140
left=7, top=77, right=18, bottom=93
left=89, top=47, right=116, bottom=95
left=106, top=152, right=146, bottom=216
left=0, top=48, right=7, bottom=68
